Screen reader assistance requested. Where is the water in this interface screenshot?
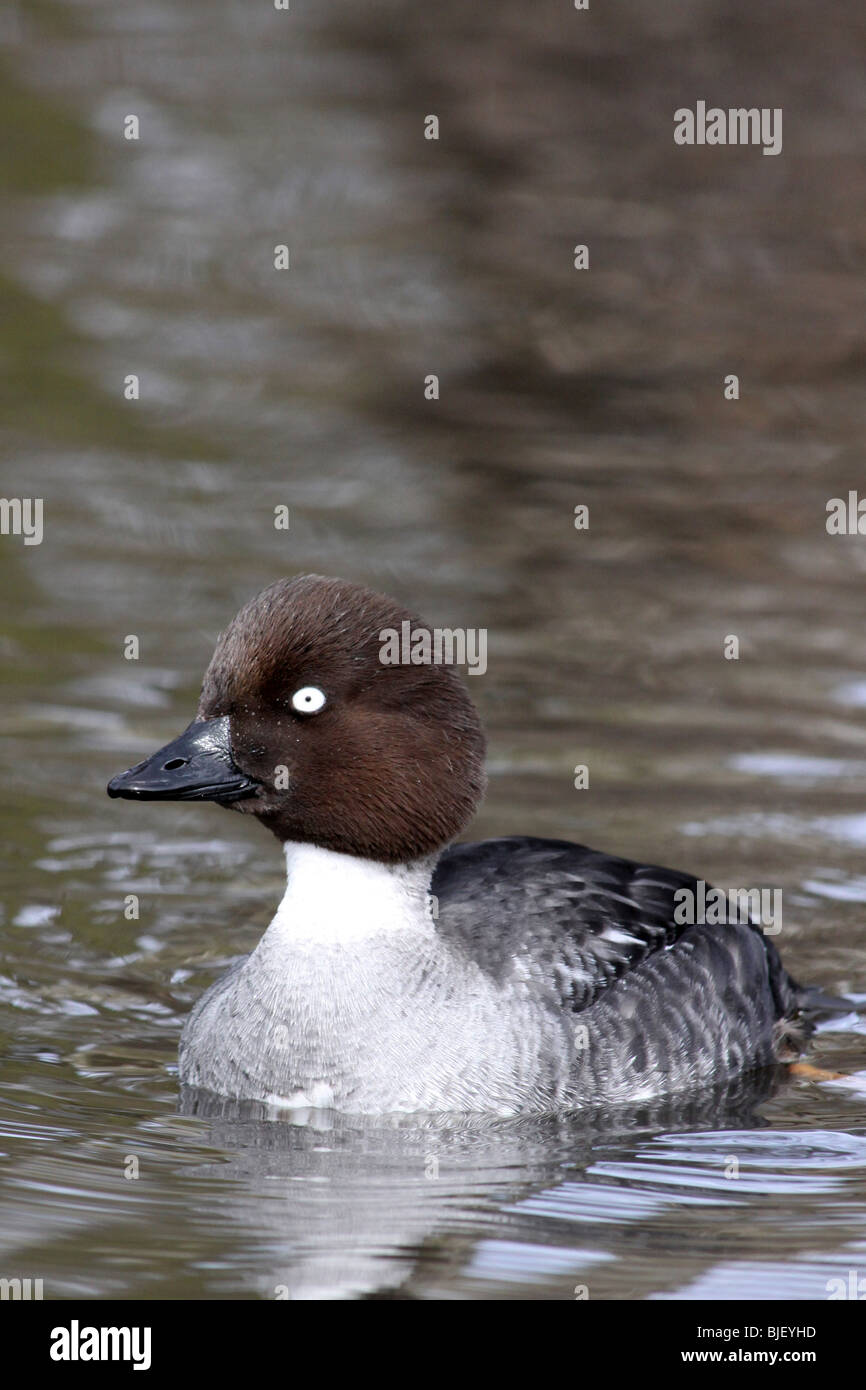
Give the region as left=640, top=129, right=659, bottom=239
left=1, top=0, right=865, bottom=1299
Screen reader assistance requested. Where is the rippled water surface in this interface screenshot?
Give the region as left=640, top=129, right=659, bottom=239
left=2, top=0, right=866, bottom=1299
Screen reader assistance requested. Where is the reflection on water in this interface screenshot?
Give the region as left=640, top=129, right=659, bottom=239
left=173, top=1075, right=826, bottom=1301
left=1, top=0, right=865, bottom=1298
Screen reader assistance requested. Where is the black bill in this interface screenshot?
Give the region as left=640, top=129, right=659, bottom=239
left=107, top=716, right=258, bottom=803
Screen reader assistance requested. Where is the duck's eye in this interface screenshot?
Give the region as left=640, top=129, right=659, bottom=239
left=291, top=686, right=327, bottom=715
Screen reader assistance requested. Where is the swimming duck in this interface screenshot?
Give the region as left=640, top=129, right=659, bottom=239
left=107, top=574, right=815, bottom=1114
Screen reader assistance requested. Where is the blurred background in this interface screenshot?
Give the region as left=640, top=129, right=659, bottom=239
left=1, top=0, right=865, bottom=1300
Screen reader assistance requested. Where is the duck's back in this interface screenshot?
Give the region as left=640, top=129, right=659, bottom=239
left=432, top=837, right=807, bottom=1103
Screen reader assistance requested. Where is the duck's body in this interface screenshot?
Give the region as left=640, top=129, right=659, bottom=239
left=179, top=835, right=804, bottom=1115
left=109, top=575, right=814, bottom=1115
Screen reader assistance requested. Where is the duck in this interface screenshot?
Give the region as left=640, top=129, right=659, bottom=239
left=107, top=574, right=819, bottom=1115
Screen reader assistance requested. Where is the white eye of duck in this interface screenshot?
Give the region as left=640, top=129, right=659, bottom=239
left=291, top=686, right=327, bottom=715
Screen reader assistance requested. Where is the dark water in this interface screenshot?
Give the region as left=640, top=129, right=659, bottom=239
left=1, top=0, right=866, bottom=1299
